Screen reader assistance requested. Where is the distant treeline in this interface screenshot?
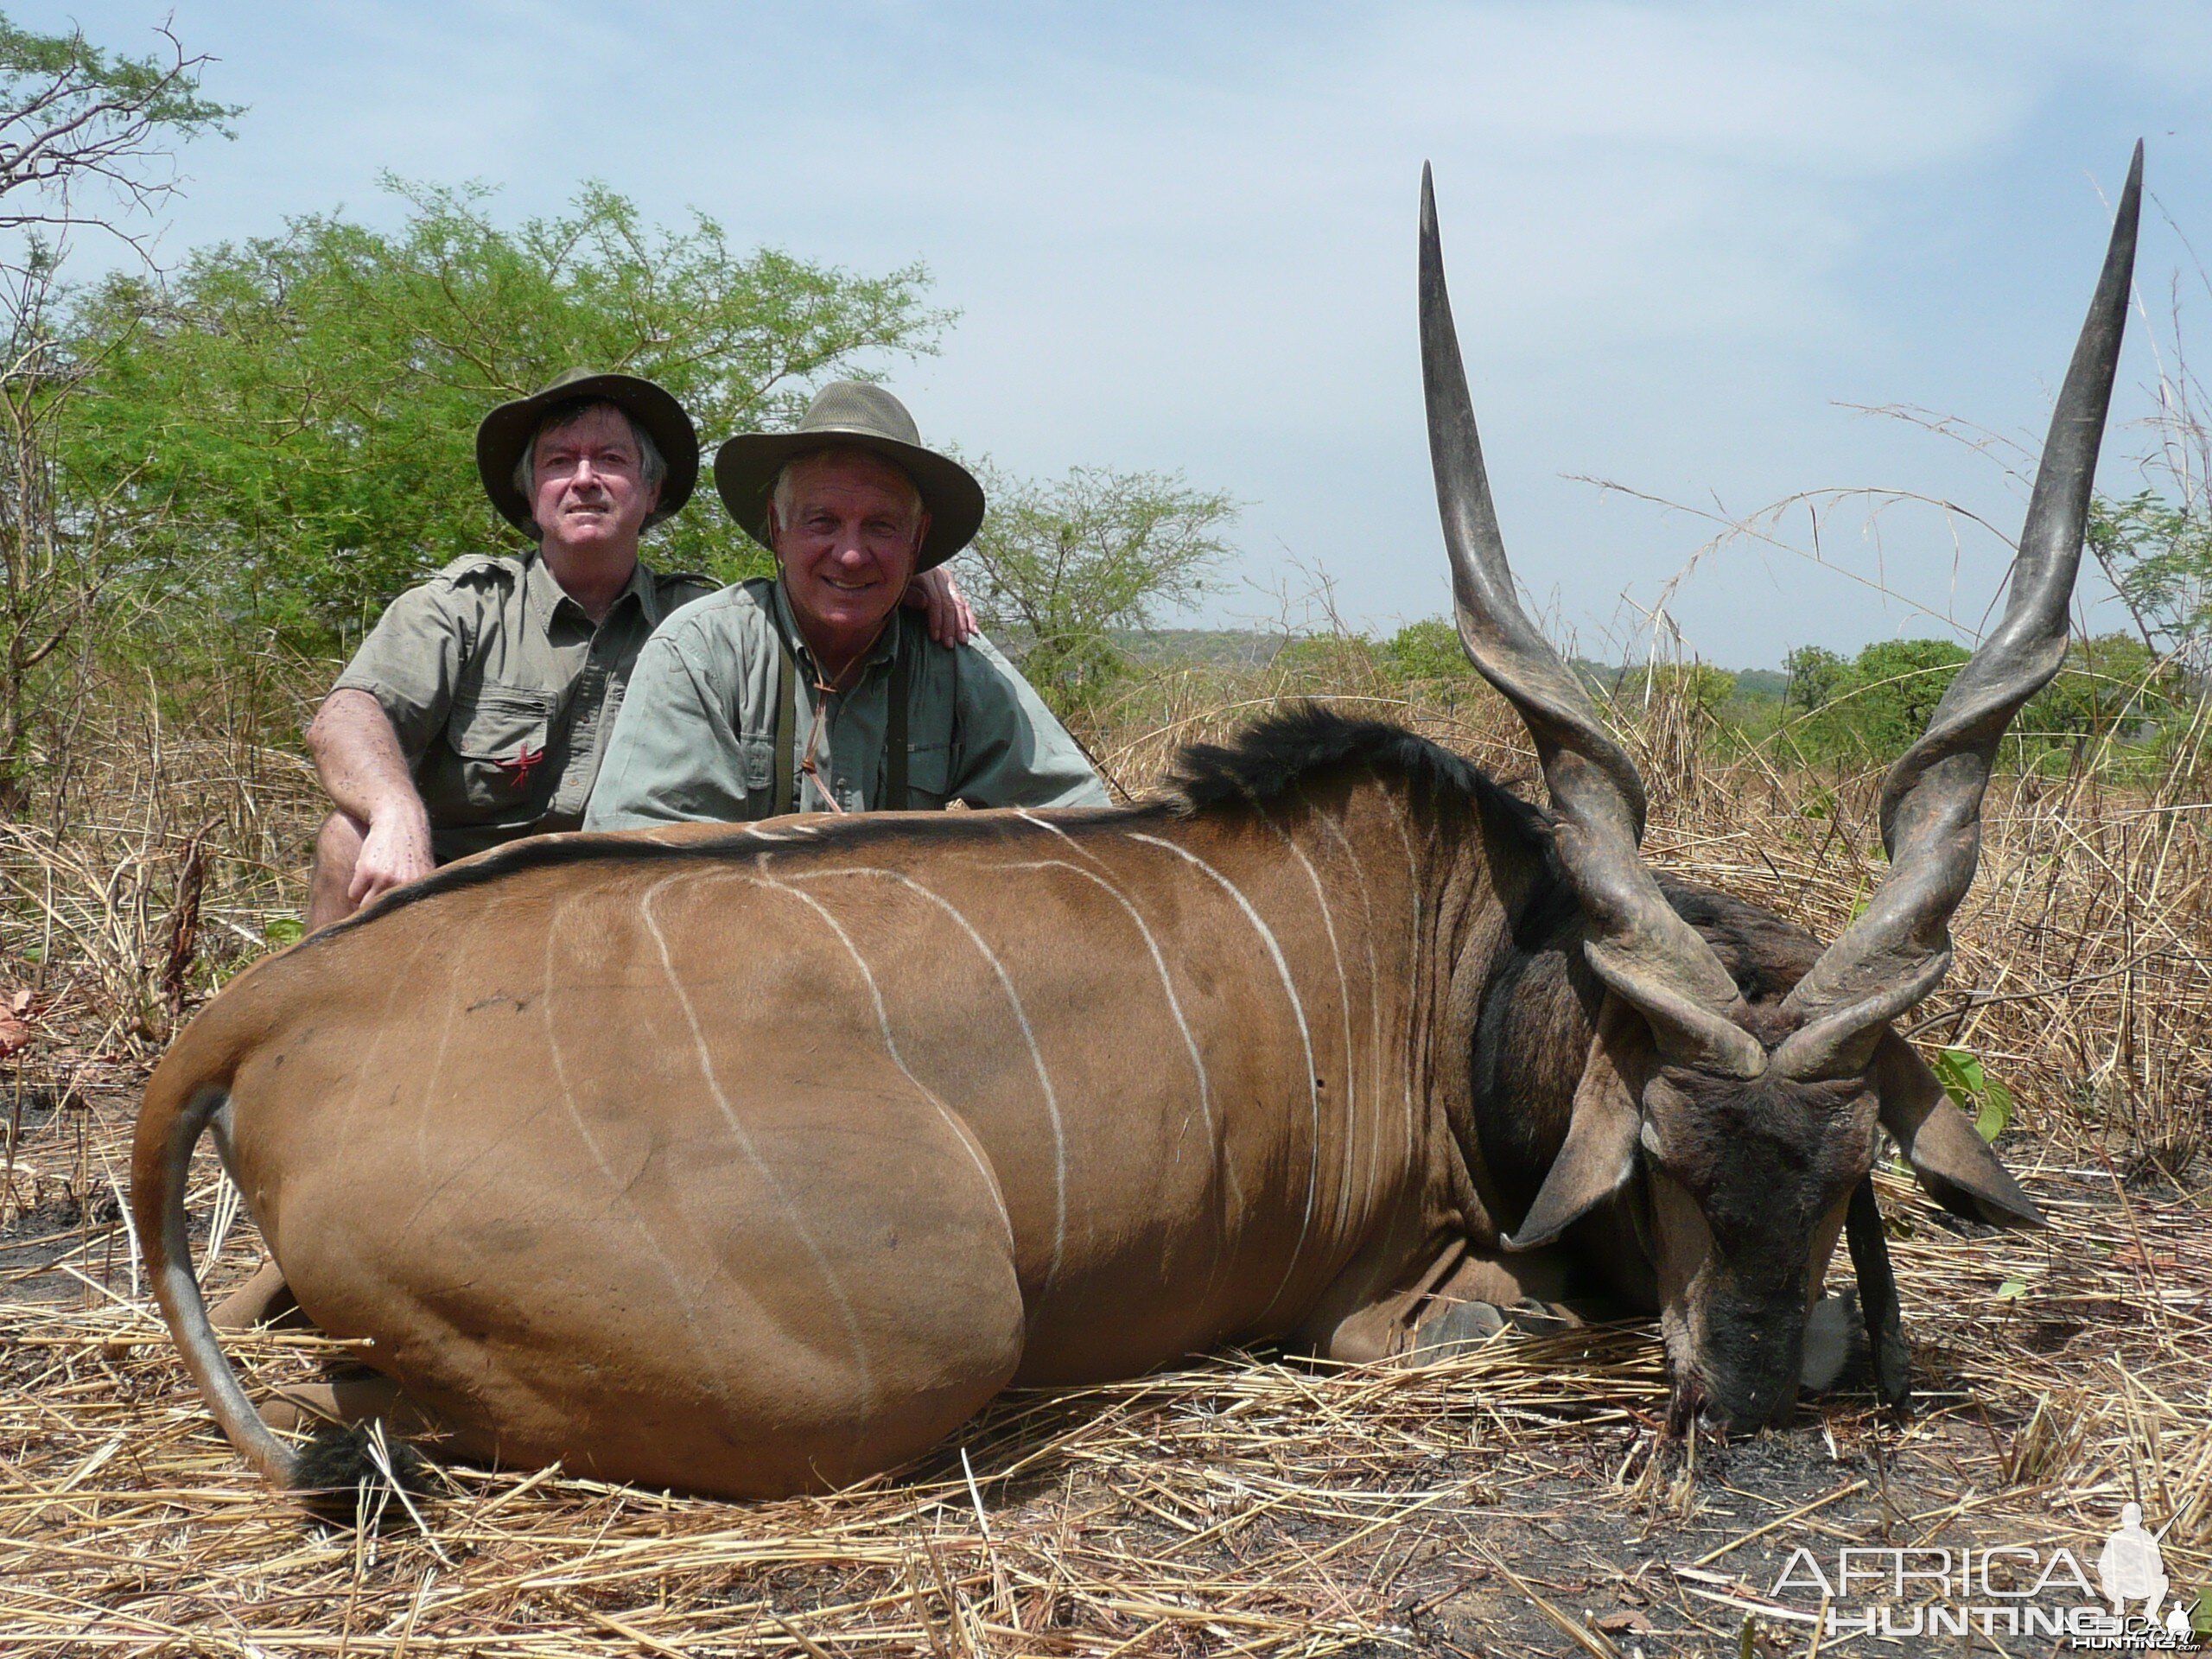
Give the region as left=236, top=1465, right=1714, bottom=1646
left=1250, top=621, right=2196, bottom=773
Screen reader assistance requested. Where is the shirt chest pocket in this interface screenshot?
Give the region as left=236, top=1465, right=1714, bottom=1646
left=445, top=685, right=556, bottom=811
left=903, top=741, right=953, bottom=809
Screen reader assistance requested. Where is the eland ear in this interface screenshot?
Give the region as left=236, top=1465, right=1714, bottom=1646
left=1872, top=1032, right=2047, bottom=1229
left=1505, top=995, right=1651, bottom=1251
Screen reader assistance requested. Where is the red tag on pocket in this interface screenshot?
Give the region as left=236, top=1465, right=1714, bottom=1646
left=495, top=743, right=546, bottom=791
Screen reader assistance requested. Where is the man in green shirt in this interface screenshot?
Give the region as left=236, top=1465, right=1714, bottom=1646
left=586, top=381, right=1108, bottom=829
left=308, top=371, right=978, bottom=931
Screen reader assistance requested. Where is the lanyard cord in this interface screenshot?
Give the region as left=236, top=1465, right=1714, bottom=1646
left=796, top=673, right=847, bottom=814
left=785, top=612, right=899, bottom=817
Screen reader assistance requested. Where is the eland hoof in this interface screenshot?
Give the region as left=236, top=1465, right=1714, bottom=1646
left=1411, top=1298, right=1508, bottom=1357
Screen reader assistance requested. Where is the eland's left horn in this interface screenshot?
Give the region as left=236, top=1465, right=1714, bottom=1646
left=1772, top=143, right=2143, bottom=1080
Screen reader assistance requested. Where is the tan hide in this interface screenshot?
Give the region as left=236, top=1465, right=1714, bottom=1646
left=135, top=785, right=1486, bottom=1498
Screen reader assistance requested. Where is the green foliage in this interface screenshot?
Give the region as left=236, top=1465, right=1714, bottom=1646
left=957, top=463, right=1236, bottom=716
left=0, top=12, right=238, bottom=226
left=1930, top=1046, right=2016, bottom=1143
left=0, top=10, right=237, bottom=804
left=2089, top=488, right=2212, bottom=653
left=1802, top=639, right=1969, bottom=760
left=1774, top=630, right=2190, bottom=770
left=1783, top=645, right=1847, bottom=714
left=62, top=177, right=948, bottom=644
left=2018, top=632, right=2177, bottom=754
left=0, top=15, right=235, bottom=133
left=1610, top=661, right=1738, bottom=719
left=1380, top=618, right=1475, bottom=683
left=1271, top=619, right=1491, bottom=701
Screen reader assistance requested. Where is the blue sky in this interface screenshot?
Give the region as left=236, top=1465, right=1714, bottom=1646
left=19, top=2, right=2212, bottom=664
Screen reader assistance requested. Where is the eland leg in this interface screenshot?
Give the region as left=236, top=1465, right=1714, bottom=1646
left=211, top=1257, right=310, bottom=1332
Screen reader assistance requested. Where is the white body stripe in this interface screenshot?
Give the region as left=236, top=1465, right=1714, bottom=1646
left=1366, top=764, right=1427, bottom=1141
left=743, top=866, right=1017, bottom=1254
left=1012, top=810, right=1232, bottom=1201
left=1125, top=831, right=1322, bottom=1317
left=1311, top=805, right=1394, bottom=1190
left=537, top=901, right=728, bottom=1395
left=1256, top=806, right=1361, bottom=1245
left=788, top=865, right=1065, bottom=1288
left=641, top=876, right=878, bottom=1410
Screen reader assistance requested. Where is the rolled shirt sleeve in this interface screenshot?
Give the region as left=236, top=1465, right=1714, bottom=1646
left=328, top=583, right=472, bottom=762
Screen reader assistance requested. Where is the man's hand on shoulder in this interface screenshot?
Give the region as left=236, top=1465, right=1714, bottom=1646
left=905, top=565, right=978, bottom=647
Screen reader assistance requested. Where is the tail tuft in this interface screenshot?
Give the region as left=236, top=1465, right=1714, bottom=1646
left=290, top=1422, right=433, bottom=1525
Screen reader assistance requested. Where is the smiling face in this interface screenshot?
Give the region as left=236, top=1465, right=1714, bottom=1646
left=527, top=403, right=661, bottom=561
left=768, top=448, right=930, bottom=672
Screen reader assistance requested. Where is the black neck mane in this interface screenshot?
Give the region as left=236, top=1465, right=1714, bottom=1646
left=1167, top=703, right=1531, bottom=825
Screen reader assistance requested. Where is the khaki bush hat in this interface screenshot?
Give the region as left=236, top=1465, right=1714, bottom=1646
left=476, top=369, right=700, bottom=534
left=713, top=381, right=986, bottom=572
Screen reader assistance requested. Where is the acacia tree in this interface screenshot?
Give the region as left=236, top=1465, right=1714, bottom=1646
left=65, top=179, right=950, bottom=643
left=0, top=16, right=233, bottom=251
left=955, top=462, right=1236, bottom=715
left=0, top=12, right=234, bottom=805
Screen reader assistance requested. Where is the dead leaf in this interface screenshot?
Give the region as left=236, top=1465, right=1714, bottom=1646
left=0, top=1010, right=29, bottom=1058
left=1597, top=1611, right=1653, bottom=1634
left=9, top=988, right=28, bottom=1015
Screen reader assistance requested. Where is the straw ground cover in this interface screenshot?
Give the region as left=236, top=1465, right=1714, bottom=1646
left=3, top=658, right=2209, bottom=1656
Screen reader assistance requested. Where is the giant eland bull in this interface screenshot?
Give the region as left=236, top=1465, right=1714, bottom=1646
left=136, top=151, right=2137, bottom=1500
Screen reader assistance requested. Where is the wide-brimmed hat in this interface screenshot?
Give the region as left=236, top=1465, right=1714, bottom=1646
left=713, top=381, right=985, bottom=572
left=476, top=369, right=700, bottom=534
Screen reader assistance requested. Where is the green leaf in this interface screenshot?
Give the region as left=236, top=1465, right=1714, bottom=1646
left=1995, top=1278, right=2028, bottom=1301
left=1975, top=1075, right=2015, bottom=1144
left=263, top=918, right=305, bottom=947
left=60, top=178, right=950, bottom=647
left=1936, top=1046, right=1986, bottom=1095
left=1930, top=1046, right=2014, bottom=1142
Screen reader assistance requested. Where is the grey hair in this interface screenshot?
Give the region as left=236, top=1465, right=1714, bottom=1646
left=769, top=446, right=923, bottom=530
left=511, top=398, right=668, bottom=525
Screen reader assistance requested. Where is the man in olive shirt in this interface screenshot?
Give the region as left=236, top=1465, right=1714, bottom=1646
left=587, top=381, right=1106, bottom=828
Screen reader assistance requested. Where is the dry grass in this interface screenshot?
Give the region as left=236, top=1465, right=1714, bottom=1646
left=2, top=652, right=2209, bottom=1656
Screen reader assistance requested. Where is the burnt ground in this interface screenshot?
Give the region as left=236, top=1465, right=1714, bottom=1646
left=2, top=1048, right=2208, bottom=1658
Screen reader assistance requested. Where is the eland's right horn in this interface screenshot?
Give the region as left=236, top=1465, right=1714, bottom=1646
left=1421, top=162, right=1765, bottom=1077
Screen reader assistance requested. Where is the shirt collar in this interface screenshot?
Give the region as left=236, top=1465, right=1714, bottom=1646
left=769, top=577, right=904, bottom=678
left=524, top=549, right=654, bottom=635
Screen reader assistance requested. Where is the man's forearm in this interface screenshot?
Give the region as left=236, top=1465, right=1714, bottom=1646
left=308, top=689, right=426, bottom=825
left=308, top=690, right=437, bottom=905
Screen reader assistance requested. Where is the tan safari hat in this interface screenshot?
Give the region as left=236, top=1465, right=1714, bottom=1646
left=712, top=381, right=986, bottom=572
left=476, top=369, right=700, bottom=534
